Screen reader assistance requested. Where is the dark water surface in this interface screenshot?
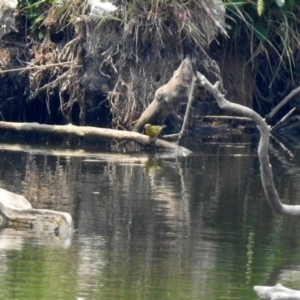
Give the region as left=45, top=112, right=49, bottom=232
left=0, top=136, right=300, bottom=299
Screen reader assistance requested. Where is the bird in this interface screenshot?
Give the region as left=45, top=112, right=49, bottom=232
left=144, top=124, right=167, bottom=138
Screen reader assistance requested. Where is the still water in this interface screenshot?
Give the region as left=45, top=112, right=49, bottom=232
left=0, top=135, right=300, bottom=299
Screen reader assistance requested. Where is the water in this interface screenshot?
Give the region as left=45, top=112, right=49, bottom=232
left=0, top=136, right=300, bottom=299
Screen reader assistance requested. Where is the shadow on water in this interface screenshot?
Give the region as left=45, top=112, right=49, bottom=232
left=0, top=134, right=300, bottom=298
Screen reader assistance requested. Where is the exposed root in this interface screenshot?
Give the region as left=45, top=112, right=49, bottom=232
left=0, top=0, right=226, bottom=127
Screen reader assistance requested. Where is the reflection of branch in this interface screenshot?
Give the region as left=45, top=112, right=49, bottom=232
left=270, top=135, right=294, bottom=159
left=197, top=71, right=300, bottom=216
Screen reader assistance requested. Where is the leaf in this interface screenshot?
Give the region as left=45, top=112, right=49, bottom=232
left=38, top=31, right=44, bottom=40
left=253, top=22, right=268, bottom=41
left=282, top=0, right=294, bottom=12
left=257, top=0, right=264, bottom=15
left=275, top=0, right=285, bottom=7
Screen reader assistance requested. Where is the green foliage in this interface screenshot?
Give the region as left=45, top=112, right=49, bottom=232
left=257, top=0, right=264, bottom=15
left=18, top=0, right=58, bottom=34
left=225, top=0, right=300, bottom=86
left=275, top=0, right=285, bottom=7
left=118, top=0, right=215, bottom=50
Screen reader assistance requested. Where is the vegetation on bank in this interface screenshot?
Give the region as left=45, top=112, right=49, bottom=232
left=224, top=0, right=300, bottom=117
left=1, top=0, right=300, bottom=128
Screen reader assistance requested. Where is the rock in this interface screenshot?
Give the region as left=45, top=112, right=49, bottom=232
left=0, top=188, right=74, bottom=240
left=254, top=283, right=300, bottom=299
left=88, top=0, right=118, bottom=19
left=0, top=0, right=18, bottom=39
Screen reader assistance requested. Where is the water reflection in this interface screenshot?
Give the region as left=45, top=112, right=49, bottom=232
left=0, top=138, right=299, bottom=299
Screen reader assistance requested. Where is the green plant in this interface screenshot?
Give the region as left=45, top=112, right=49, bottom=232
left=18, top=0, right=57, bottom=33
left=225, top=0, right=300, bottom=87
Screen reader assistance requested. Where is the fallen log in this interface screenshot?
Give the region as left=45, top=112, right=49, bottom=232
left=0, top=188, right=73, bottom=240
left=0, top=121, right=191, bottom=153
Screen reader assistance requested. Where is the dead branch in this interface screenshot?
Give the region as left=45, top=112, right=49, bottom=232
left=177, top=76, right=196, bottom=143
left=0, top=122, right=191, bottom=154
left=272, top=107, right=296, bottom=131
left=270, top=135, right=294, bottom=158
left=266, top=86, right=300, bottom=120
left=0, top=62, right=78, bottom=74
left=202, top=115, right=253, bottom=122
left=197, top=71, right=300, bottom=216
left=133, top=57, right=194, bottom=132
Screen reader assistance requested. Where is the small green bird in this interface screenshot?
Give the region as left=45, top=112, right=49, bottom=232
left=144, top=124, right=167, bottom=138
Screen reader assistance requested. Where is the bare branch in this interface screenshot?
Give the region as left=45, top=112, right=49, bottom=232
left=202, top=115, right=253, bottom=122
left=272, top=107, right=296, bottom=131
left=266, top=86, right=300, bottom=120
left=177, top=76, right=196, bottom=143
left=133, top=57, right=194, bottom=132
left=0, top=62, right=79, bottom=74
left=197, top=71, right=300, bottom=216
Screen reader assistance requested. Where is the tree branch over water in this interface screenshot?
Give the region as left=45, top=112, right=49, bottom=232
left=197, top=71, right=300, bottom=216
left=0, top=122, right=190, bottom=153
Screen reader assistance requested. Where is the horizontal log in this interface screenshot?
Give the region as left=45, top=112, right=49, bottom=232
left=0, top=121, right=191, bottom=153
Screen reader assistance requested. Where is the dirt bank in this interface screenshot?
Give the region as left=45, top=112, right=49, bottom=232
left=0, top=0, right=228, bottom=129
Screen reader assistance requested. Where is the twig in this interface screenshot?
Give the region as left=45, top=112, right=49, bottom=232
left=164, top=133, right=180, bottom=139
left=177, top=76, right=196, bottom=144
left=35, top=70, right=71, bottom=94
left=58, top=36, right=81, bottom=62
left=266, top=86, right=300, bottom=120
left=272, top=107, right=296, bottom=131
left=202, top=115, right=253, bottom=122
left=0, top=62, right=80, bottom=74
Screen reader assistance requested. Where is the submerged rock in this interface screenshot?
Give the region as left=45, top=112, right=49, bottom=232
left=254, top=283, right=300, bottom=299
left=0, top=188, right=73, bottom=240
